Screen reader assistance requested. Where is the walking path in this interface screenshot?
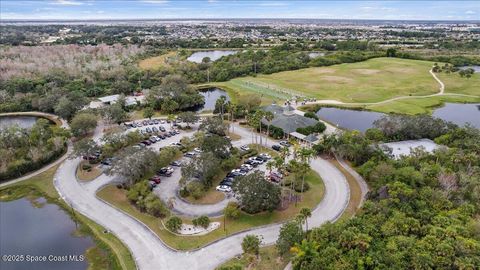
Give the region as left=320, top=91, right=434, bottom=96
left=292, top=69, right=479, bottom=110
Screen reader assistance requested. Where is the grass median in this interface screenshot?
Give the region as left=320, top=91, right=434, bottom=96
left=97, top=169, right=324, bottom=251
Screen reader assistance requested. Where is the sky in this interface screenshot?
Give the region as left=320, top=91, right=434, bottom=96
left=1, top=1, right=479, bottom=21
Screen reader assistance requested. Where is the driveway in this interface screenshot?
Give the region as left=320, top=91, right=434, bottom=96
left=53, top=118, right=351, bottom=270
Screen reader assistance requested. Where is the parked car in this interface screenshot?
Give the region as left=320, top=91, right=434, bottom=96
left=279, top=141, right=291, bottom=147
left=160, top=120, right=166, bottom=124
left=153, top=119, right=160, bottom=124
left=244, top=160, right=259, bottom=167
left=142, top=140, right=152, bottom=146
left=100, top=158, right=113, bottom=166
left=158, top=134, right=166, bottom=140
left=184, top=152, right=196, bottom=158
left=240, top=145, right=250, bottom=151
left=216, top=185, right=232, bottom=193
left=149, top=137, right=157, bottom=143
left=220, top=178, right=234, bottom=187
left=269, top=172, right=283, bottom=183
left=158, top=167, right=173, bottom=177
left=272, top=144, right=282, bottom=151
left=146, top=127, right=152, bottom=133
left=159, top=126, right=166, bottom=132
left=170, top=160, right=182, bottom=167
left=150, top=175, right=161, bottom=184
left=152, top=127, right=159, bottom=132
left=170, top=142, right=182, bottom=147
left=259, top=153, right=272, bottom=160
left=148, top=181, right=157, bottom=189
left=194, top=147, right=203, bottom=153
left=240, top=164, right=253, bottom=171
left=249, top=157, right=264, bottom=164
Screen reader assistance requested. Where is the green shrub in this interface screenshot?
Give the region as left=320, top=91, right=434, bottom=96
left=192, top=215, right=210, bottom=228
left=165, top=216, right=183, bottom=233
left=82, top=164, right=92, bottom=171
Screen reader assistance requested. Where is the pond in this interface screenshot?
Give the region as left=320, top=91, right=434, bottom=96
left=195, top=88, right=230, bottom=112
left=316, top=103, right=480, bottom=131
left=0, top=116, right=39, bottom=130
left=459, top=65, right=480, bottom=73
left=316, top=107, right=384, bottom=132
left=187, top=50, right=238, bottom=63
left=0, top=198, right=94, bottom=270
left=432, top=103, right=480, bottom=128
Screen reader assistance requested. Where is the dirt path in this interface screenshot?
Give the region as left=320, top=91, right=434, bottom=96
left=293, top=68, right=479, bottom=110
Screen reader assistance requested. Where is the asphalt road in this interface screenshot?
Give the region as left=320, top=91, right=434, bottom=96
left=53, top=120, right=351, bottom=270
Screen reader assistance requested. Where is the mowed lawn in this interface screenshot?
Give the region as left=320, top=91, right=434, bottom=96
left=221, top=57, right=439, bottom=103
left=437, top=71, right=480, bottom=96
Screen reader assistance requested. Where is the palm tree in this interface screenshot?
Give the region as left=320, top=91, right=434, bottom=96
left=299, top=207, right=312, bottom=232
left=266, top=160, right=274, bottom=173
left=167, top=114, right=175, bottom=129
left=299, top=147, right=314, bottom=196
left=264, top=111, right=274, bottom=147
left=290, top=239, right=319, bottom=269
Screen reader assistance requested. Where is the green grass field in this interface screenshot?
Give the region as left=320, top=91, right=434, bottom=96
left=213, top=57, right=479, bottom=114
left=217, top=58, right=439, bottom=103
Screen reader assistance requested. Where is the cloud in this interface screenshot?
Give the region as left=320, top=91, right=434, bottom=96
left=50, top=0, right=84, bottom=5
left=465, top=10, right=476, bottom=14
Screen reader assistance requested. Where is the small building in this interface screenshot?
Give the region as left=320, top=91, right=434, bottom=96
left=95, top=94, right=145, bottom=107
left=262, top=104, right=319, bottom=136
left=379, top=139, right=443, bottom=159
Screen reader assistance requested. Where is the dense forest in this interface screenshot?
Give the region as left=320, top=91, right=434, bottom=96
left=283, top=116, right=480, bottom=269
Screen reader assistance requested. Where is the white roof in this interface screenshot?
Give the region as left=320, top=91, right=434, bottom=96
left=380, top=139, right=442, bottom=159
left=98, top=94, right=120, bottom=103
left=289, top=132, right=306, bottom=140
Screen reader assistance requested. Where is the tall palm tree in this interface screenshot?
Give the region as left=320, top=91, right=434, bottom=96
left=167, top=114, right=175, bottom=129
left=299, top=147, right=314, bottom=196
left=264, top=111, right=274, bottom=147
left=266, top=160, right=274, bottom=173
left=299, top=207, right=312, bottom=232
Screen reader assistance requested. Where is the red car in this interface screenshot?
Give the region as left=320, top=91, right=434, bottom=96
left=150, top=175, right=161, bottom=184
left=142, top=140, right=152, bottom=146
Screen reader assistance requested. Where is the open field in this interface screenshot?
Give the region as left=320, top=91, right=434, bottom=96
left=216, top=58, right=440, bottom=103
left=138, top=51, right=178, bottom=70
left=97, top=169, right=324, bottom=250
left=215, top=57, right=479, bottom=114
left=0, top=165, right=136, bottom=270
left=437, top=71, right=480, bottom=96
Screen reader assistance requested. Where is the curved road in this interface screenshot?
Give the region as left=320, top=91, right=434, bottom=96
left=54, top=122, right=350, bottom=270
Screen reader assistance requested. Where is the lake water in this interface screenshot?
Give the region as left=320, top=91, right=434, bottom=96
left=0, top=116, right=39, bottom=129
left=195, top=88, right=230, bottom=112
left=459, top=65, right=480, bottom=73
left=316, top=107, right=385, bottom=132
left=0, top=198, right=93, bottom=270
left=187, top=50, right=238, bottom=63
left=316, top=103, right=480, bottom=131
left=432, top=103, right=480, bottom=128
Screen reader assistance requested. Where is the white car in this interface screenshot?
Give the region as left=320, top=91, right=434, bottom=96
left=240, top=145, right=250, bottom=151
left=259, top=153, right=272, bottom=159
left=194, top=147, right=203, bottom=153
left=216, top=185, right=232, bottom=193
left=160, top=120, right=166, bottom=124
